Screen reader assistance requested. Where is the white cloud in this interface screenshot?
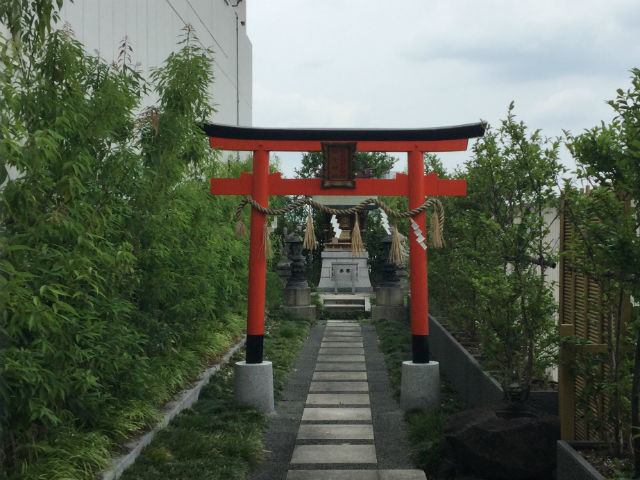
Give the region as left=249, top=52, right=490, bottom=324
left=253, top=84, right=361, bottom=127
left=247, top=0, right=640, bottom=176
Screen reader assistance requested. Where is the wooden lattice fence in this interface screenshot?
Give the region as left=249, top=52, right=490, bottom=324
left=558, top=193, right=630, bottom=441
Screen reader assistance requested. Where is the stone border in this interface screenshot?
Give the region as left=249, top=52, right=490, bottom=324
left=556, top=441, right=605, bottom=480
left=101, top=336, right=247, bottom=480
left=429, top=315, right=558, bottom=414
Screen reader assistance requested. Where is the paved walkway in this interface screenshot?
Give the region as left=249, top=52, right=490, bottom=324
left=251, top=320, right=426, bottom=480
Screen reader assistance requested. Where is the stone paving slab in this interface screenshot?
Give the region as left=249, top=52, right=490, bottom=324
left=302, top=407, right=372, bottom=421
left=312, top=371, right=367, bottom=381
left=323, top=336, right=364, bottom=342
left=290, top=444, right=376, bottom=464
left=321, top=342, right=364, bottom=348
left=323, top=331, right=363, bottom=336
left=315, top=362, right=366, bottom=371
left=317, top=354, right=366, bottom=363
left=296, top=424, right=374, bottom=440
left=323, top=326, right=362, bottom=331
left=310, top=381, right=369, bottom=392
left=326, top=321, right=359, bottom=324
left=287, top=470, right=427, bottom=479
left=319, top=348, right=365, bottom=355
left=306, top=393, right=370, bottom=405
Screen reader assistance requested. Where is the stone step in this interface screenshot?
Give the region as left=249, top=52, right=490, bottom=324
left=324, top=304, right=366, bottom=312
left=324, top=298, right=366, bottom=305
left=296, top=424, right=374, bottom=440
left=320, top=342, right=364, bottom=348
left=290, top=444, right=377, bottom=464
left=286, top=470, right=427, bottom=479
left=301, top=407, right=372, bottom=422
left=310, top=381, right=369, bottom=392
left=306, top=393, right=370, bottom=405
left=312, top=371, right=367, bottom=381
left=316, top=354, right=366, bottom=363
left=322, top=336, right=364, bottom=343
left=315, top=362, right=366, bottom=371
left=322, top=330, right=362, bottom=336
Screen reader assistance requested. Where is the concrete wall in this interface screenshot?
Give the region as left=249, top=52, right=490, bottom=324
left=429, top=315, right=558, bottom=415
left=58, top=0, right=252, bottom=127
left=556, top=441, right=605, bottom=480
left=429, top=315, right=503, bottom=407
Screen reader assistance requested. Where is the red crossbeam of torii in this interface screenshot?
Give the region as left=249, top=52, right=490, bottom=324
left=206, top=123, right=485, bottom=365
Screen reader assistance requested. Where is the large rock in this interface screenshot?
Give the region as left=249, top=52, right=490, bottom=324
left=444, top=406, right=560, bottom=480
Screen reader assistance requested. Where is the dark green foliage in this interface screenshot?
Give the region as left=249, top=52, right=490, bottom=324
left=0, top=7, right=255, bottom=478
left=121, top=313, right=311, bottom=480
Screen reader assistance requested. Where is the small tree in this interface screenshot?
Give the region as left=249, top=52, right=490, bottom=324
left=450, top=104, right=562, bottom=399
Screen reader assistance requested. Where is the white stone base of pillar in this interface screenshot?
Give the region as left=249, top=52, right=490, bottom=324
left=400, top=360, right=441, bottom=411
left=234, top=361, right=275, bottom=413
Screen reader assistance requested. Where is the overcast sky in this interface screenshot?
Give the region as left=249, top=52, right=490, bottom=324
left=247, top=0, right=640, bottom=177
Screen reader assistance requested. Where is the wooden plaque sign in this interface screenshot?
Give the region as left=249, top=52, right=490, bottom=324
left=321, top=142, right=356, bottom=188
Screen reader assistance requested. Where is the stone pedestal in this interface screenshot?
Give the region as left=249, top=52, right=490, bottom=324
left=281, top=286, right=316, bottom=321
left=376, top=286, right=404, bottom=305
left=234, top=361, right=274, bottom=413
left=400, top=360, right=440, bottom=411
left=284, top=286, right=311, bottom=305
left=372, top=286, right=407, bottom=322
left=317, top=251, right=373, bottom=293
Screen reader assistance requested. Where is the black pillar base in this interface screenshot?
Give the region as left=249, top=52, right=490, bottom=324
left=412, top=334, right=430, bottom=363
left=246, top=334, right=264, bottom=364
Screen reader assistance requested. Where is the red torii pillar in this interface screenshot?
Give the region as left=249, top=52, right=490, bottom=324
left=206, top=123, right=484, bottom=365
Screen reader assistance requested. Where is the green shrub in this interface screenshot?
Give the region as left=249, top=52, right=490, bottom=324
left=0, top=13, right=252, bottom=478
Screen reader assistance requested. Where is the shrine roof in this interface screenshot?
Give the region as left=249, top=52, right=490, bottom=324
left=203, top=123, right=485, bottom=142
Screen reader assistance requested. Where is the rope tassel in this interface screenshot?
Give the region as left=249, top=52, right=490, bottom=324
left=351, top=214, right=365, bottom=257
left=428, top=208, right=444, bottom=248
left=234, top=198, right=249, bottom=238
left=263, top=216, right=274, bottom=259
left=388, top=223, right=404, bottom=264
left=303, top=211, right=316, bottom=250
left=235, top=218, right=247, bottom=238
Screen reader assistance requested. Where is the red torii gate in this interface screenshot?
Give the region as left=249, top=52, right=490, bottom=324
left=205, top=123, right=485, bottom=365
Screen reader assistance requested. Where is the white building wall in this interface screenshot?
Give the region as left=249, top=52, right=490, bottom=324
left=543, top=207, right=561, bottom=309
left=58, top=0, right=252, bottom=126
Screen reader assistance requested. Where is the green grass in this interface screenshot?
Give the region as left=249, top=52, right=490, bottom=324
left=120, top=313, right=311, bottom=480
left=374, top=316, right=465, bottom=478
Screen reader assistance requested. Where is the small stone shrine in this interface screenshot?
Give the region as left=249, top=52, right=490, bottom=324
left=316, top=195, right=373, bottom=293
